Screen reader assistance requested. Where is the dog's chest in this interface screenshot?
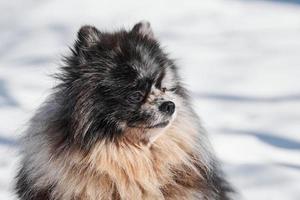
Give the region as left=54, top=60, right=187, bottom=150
left=53, top=122, right=206, bottom=200
left=72, top=159, right=201, bottom=200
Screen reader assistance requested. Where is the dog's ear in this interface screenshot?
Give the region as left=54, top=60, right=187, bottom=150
left=131, top=21, right=154, bottom=39
left=76, top=25, right=101, bottom=50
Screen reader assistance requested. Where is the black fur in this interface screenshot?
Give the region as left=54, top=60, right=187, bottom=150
left=16, top=166, right=52, bottom=200
left=50, top=24, right=185, bottom=151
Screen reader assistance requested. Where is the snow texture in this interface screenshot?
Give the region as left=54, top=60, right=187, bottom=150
left=0, top=0, right=300, bottom=199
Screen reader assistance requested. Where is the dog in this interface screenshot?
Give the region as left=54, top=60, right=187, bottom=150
left=15, top=21, right=233, bottom=200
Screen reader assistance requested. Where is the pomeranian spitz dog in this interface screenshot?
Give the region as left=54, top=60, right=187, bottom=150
left=15, top=21, right=233, bottom=200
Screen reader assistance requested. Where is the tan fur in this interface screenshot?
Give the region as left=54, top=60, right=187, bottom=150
left=32, top=107, right=212, bottom=200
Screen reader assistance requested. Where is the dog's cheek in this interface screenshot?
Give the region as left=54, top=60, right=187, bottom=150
left=141, top=103, right=159, bottom=120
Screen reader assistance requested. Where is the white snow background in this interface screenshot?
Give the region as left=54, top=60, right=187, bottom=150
left=0, top=0, right=300, bottom=199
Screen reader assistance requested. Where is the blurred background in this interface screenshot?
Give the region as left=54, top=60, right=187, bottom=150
left=1, top=0, right=300, bottom=199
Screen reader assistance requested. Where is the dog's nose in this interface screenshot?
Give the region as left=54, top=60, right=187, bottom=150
left=159, top=101, right=175, bottom=115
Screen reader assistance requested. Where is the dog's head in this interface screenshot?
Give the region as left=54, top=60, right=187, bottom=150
left=58, top=21, right=188, bottom=149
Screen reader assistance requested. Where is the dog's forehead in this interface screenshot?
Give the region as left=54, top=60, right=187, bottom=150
left=125, top=67, right=159, bottom=89
left=130, top=61, right=159, bottom=80
left=109, top=64, right=158, bottom=89
left=131, top=45, right=161, bottom=77
left=109, top=36, right=164, bottom=86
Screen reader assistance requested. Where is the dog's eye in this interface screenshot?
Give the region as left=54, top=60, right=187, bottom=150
left=128, top=91, right=144, bottom=103
left=169, top=87, right=177, bottom=92
left=162, top=87, right=176, bottom=92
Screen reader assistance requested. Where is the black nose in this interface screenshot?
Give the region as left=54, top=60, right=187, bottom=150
left=159, top=101, right=175, bottom=115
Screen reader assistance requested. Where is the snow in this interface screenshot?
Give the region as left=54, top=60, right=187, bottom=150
left=1, top=0, right=300, bottom=199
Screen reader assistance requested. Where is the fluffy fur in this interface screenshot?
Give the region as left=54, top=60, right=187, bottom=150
left=15, top=21, right=233, bottom=200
